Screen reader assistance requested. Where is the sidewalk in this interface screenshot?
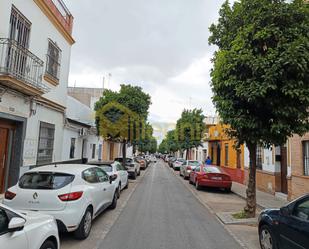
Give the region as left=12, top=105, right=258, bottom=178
left=232, top=182, right=288, bottom=209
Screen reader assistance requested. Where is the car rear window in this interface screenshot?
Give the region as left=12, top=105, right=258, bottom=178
left=188, top=161, right=200, bottom=166
left=19, top=172, right=74, bottom=190
left=101, top=166, right=113, bottom=172
left=203, top=167, right=222, bottom=173
left=115, top=158, right=132, bottom=164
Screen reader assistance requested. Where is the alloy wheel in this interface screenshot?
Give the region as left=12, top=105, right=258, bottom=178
left=260, top=229, right=273, bottom=249
left=83, top=211, right=92, bottom=236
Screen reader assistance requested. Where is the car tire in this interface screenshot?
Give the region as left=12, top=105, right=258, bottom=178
left=259, top=225, right=278, bottom=249
left=132, top=171, right=137, bottom=180
left=138, top=170, right=141, bottom=176
left=74, top=207, right=92, bottom=240
left=109, top=191, right=118, bottom=210
left=124, top=180, right=129, bottom=189
left=195, top=180, right=201, bottom=190
left=225, top=187, right=232, bottom=193
left=117, top=186, right=121, bottom=199
left=40, top=240, right=57, bottom=249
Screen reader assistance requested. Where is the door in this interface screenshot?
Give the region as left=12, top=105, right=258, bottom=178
left=0, top=128, right=9, bottom=193
left=117, top=163, right=128, bottom=189
left=216, top=144, right=221, bottom=166
left=280, top=146, right=288, bottom=194
left=109, top=143, right=114, bottom=160
left=94, top=168, right=114, bottom=207
left=237, top=150, right=241, bottom=169
left=279, top=197, right=309, bottom=249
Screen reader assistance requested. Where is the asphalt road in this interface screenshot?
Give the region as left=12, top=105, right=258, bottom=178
left=99, top=161, right=242, bottom=249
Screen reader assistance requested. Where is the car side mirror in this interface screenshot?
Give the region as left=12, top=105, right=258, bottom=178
left=109, top=175, right=117, bottom=184
left=280, top=206, right=290, bottom=216
left=8, top=217, right=26, bottom=232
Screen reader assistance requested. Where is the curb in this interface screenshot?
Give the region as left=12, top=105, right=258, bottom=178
left=231, top=188, right=266, bottom=210
left=168, top=165, right=249, bottom=249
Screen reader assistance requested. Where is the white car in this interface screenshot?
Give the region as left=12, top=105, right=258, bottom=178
left=88, top=160, right=129, bottom=198
left=3, top=164, right=118, bottom=240
left=115, top=157, right=141, bottom=179
left=180, top=160, right=201, bottom=179
left=0, top=203, right=59, bottom=249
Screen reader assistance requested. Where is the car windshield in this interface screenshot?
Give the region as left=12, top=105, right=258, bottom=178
left=203, top=167, right=222, bottom=174
left=115, top=158, right=133, bottom=164
left=19, top=172, right=74, bottom=190
left=188, top=161, right=200, bottom=166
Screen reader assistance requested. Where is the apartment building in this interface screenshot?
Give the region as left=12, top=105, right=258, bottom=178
left=0, top=0, right=74, bottom=193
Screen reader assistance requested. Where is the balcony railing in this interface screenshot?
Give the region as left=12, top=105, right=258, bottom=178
left=0, top=38, right=49, bottom=93
left=45, top=0, right=74, bottom=34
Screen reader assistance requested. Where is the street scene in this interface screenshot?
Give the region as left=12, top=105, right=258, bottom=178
left=0, top=0, right=309, bottom=249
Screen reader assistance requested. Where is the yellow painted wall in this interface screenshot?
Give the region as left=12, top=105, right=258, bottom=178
left=208, top=124, right=244, bottom=169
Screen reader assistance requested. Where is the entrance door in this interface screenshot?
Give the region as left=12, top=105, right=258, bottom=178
left=280, top=146, right=288, bottom=194
left=0, top=128, right=9, bottom=193
left=237, top=150, right=241, bottom=169
left=216, top=144, right=221, bottom=166
left=109, top=142, right=114, bottom=160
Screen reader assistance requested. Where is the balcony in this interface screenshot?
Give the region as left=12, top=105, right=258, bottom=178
left=0, top=38, right=49, bottom=96
left=34, top=0, right=74, bottom=44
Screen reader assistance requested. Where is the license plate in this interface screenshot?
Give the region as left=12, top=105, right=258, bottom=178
left=212, top=177, right=222, bottom=180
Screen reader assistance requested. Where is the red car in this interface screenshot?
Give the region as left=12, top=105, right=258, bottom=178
left=189, top=165, right=232, bottom=192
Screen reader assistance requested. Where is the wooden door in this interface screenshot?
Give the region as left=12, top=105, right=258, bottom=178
left=0, top=128, right=9, bottom=193
left=109, top=142, right=114, bottom=160
left=280, top=146, right=288, bottom=194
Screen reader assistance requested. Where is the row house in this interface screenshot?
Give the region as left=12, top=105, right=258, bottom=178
left=0, top=0, right=74, bottom=193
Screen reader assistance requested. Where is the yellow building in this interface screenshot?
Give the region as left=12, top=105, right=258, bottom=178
left=207, top=124, right=245, bottom=183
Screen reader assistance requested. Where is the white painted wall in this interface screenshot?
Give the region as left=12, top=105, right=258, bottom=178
left=0, top=0, right=72, bottom=106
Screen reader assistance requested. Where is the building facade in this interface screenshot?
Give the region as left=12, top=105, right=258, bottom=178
left=0, top=0, right=74, bottom=193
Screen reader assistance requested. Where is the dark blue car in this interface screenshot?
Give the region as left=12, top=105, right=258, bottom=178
left=258, top=194, right=309, bottom=249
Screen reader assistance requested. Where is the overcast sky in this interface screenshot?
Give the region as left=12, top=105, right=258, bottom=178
left=65, top=0, right=228, bottom=134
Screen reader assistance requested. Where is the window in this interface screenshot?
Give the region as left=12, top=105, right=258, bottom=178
left=70, top=138, right=76, bottom=159
left=9, top=6, right=31, bottom=48
left=225, top=143, right=229, bottom=166
left=19, top=172, right=74, bottom=190
left=92, top=144, right=96, bottom=159
left=46, top=40, right=61, bottom=80
left=82, top=168, right=98, bottom=183
left=303, top=141, right=309, bottom=176
left=0, top=209, right=9, bottom=234
left=256, top=146, right=263, bottom=169
left=37, top=122, right=55, bottom=165
left=293, top=198, right=309, bottom=221
left=95, top=168, right=109, bottom=182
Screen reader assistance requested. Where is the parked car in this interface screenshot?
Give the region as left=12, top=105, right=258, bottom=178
left=258, top=194, right=309, bottom=249
left=135, top=157, right=147, bottom=170
left=180, top=160, right=200, bottom=178
left=0, top=203, right=59, bottom=249
left=88, top=160, right=129, bottom=198
left=3, top=164, right=118, bottom=240
left=168, top=157, right=176, bottom=167
left=115, top=157, right=141, bottom=179
left=189, top=165, right=232, bottom=191
left=172, top=158, right=185, bottom=171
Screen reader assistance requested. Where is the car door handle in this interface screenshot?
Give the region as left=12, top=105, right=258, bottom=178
left=103, top=188, right=106, bottom=191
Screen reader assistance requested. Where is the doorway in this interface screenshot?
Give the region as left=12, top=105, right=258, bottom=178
left=0, top=128, right=9, bottom=193
left=280, top=146, right=288, bottom=194
left=216, top=143, right=221, bottom=166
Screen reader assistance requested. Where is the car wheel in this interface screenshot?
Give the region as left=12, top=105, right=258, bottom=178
left=124, top=180, right=129, bottom=189
left=109, top=191, right=118, bottom=209
left=132, top=171, right=137, bottom=179
left=225, top=187, right=232, bottom=193
left=40, top=240, right=56, bottom=249
left=74, top=207, right=92, bottom=240
left=117, top=186, right=121, bottom=199
left=138, top=170, right=141, bottom=176
left=195, top=180, right=201, bottom=190
left=259, top=225, right=277, bottom=249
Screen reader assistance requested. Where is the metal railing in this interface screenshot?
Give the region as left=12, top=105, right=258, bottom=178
left=0, top=38, right=49, bottom=93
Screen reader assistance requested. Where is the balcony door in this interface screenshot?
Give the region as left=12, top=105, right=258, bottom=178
left=7, top=6, right=31, bottom=78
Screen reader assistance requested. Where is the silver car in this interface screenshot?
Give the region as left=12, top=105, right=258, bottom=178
left=180, top=160, right=201, bottom=179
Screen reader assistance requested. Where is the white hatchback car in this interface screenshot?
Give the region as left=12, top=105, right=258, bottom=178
left=88, top=160, right=129, bottom=198
left=3, top=164, right=118, bottom=240
left=0, top=203, right=59, bottom=249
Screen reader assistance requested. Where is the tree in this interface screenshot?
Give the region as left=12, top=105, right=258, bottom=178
left=176, top=109, right=205, bottom=159
left=209, top=0, right=309, bottom=217
left=95, top=84, right=152, bottom=164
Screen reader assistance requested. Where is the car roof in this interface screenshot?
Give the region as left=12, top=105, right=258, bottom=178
left=88, top=160, right=114, bottom=165
left=25, top=164, right=95, bottom=174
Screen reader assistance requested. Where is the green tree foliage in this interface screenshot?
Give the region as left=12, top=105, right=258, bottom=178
left=209, top=0, right=309, bottom=217
left=95, top=84, right=153, bottom=163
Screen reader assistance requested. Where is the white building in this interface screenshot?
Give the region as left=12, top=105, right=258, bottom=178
left=0, top=0, right=74, bottom=193
left=62, top=96, right=102, bottom=163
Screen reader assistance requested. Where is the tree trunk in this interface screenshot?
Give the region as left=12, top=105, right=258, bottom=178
left=122, top=140, right=127, bottom=167
left=244, top=143, right=257, bottom=218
